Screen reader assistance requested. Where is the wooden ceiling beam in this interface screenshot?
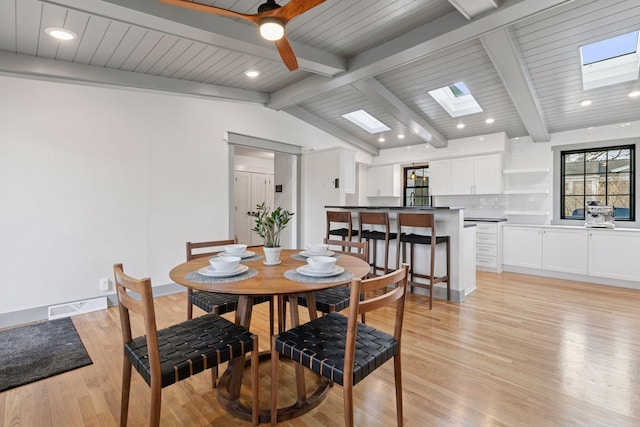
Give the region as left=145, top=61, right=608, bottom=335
left=40, top=0, right=347, bottom=77
left=351, top=78, right=447, bottom=148
left=268, top=0, right=574, bottom=110
left=480, top=28, right=550, bottom=142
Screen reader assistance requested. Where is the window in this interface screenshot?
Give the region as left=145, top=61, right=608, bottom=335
left=341, top=109, right=391, bottom=134
left=403, top=165, right=431, bottom=207
left=580, top=31, right=640, bottom=90
left=427, top=81, right=483, bottom=117
left=561, top=145, right=635, bottom=220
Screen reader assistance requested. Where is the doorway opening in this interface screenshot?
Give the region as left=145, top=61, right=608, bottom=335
left=227, top=132, right=301, bottom=249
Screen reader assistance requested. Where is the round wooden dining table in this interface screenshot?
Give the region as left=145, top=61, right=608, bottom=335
left=169, top=248, right=370, bottom=423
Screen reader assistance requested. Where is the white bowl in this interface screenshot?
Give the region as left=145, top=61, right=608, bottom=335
left=209, top=256, right=241, bottom=271
left=306, top=256, right=337, bottom=272
left=306, top=243, right=329, bottom=255
left=224, top=244, right=247, bottom=255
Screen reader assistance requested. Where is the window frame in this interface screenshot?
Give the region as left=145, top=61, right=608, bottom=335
left=556, top=142, right=636, bottom=223
left=403, top=165, right=431, bottom=207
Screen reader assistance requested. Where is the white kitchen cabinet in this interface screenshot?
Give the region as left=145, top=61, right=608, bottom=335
left=465, top=221, right=503, bottom=272
left=428, top=159, right=450, bottom=196
left=429, top=154, right=501, bottom=195
left=503, top=226, right=542, bottom=269
left=367, top=164, right=401, bottom=197
left=473, top=154, right=502, bottom=194
left=588, top=230, right=640, bottom=281
left=541, top=228, right=588, bottom=274
left=450, top=157, right=474, bottom=195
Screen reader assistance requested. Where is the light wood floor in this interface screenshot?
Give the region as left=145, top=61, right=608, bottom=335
left=2, top=271, right=640, bottom=426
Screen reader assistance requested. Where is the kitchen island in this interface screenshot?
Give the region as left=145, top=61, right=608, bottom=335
left=325, top=206, right=476, bottom=302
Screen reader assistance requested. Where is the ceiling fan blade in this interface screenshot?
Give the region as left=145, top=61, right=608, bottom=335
left=275, top=37, right=299, bottom=71
left=160, top=0, right=260, bottom=25
left=274, top=0, right=326, bottom=22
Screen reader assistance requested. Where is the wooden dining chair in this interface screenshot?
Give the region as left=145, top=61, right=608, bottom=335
left=270, top=264, right=409, bottom=426
left=114, top=264, right=259, bottom=427
left=187, top=240, right=273, bottom=320
left=187, top=239, right=273, bottom=385
left=294, top=239, right=368, bottom=323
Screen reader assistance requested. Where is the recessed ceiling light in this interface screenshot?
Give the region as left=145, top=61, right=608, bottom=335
left=425, top=144, right=431, bottom=149
left=629, top=90, right=640, bottom=98
left=398, top=134, right=405, bottom=139
left=44, top=27, right=77, bottom=41
left=456, top=123, right=465, bottom=129
left=580, top=99, right=592, bottom=107
left=479, top=137, right=485, bottom=141
left=485, top=118, right=495, bottom=124
left=406, top=146, right=412, bottom=150
left=378, top=136, right=385, bottom=143
left=513, top=137, right=520, bottom=140
left=245, top=70, right=260, bottom=78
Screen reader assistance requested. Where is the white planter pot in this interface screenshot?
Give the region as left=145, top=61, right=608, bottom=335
left=263, top=247, right=282, bottom=265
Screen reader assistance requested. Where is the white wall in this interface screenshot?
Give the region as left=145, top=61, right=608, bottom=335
left=0, top=74, right=364, bottom=315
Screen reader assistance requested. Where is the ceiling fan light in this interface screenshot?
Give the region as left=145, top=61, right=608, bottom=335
left=259, top=18, right=284, bottom=41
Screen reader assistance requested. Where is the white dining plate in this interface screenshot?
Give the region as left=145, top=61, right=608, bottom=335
left=198, top=264, right=249, bottom=277
left=299, top=250, right=335, bottom=258
left=296, top=265, right=344, bottom=277
left=219, top=250, right=255, bottom=259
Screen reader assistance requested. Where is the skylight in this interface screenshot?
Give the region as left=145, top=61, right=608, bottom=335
left=341, top=109, right=391, bottom=134
left=428, top=81, right=483, bottom=117
left=580, top=31, right=640, bottom=90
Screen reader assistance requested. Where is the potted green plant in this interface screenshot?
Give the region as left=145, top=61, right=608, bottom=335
left=249, top=202, right=294, bottom=265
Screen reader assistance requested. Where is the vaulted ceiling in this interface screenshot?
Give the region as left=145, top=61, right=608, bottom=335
left=1, top=0, right=639, bottom=155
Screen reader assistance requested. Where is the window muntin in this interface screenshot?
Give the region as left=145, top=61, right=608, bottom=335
left=561, top=145, right=635, bottom=220
left=403, top=165, right=431, bottom=207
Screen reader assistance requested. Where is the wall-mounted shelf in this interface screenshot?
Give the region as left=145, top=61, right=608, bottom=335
left=503, top=167, right=550, bottom=174
left=504, top=210, right=550, bottom=216
left=503, top=189, right=550, bottom=195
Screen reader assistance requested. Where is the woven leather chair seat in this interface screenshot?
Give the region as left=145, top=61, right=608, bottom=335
left=296, top=285, right=351, bottom=313
left=360, top=230, right=397, bottom=240
left=328, top=227, right=359, bottom=238
left=190, top=291, right=270, bottom=315
left=399, top=233, right=449, bottom=245
left=274, top=312, right=398, bottom=386
left=125, top=313, right=255, bottom=387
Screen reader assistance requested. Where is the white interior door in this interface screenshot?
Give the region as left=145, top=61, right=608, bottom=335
left=233, top=171, right=251, bottom=245
left=265, top=174, right=274, bottom=210
left=250, top=173, right=267, bottom=246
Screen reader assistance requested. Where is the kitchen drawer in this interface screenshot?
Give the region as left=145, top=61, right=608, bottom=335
left=477, top=255, right=497, bottom=268
left=476, top=223, right=498, bottom=234
left=476, top=244, right=497, bottom=257
left=476, top=234, right=498, bottom=245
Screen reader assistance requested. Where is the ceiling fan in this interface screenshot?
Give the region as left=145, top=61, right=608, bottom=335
left=160, top=0, right=326, bottom=71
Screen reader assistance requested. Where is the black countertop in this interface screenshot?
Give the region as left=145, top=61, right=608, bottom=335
left=464, top=217, right=508, bottom=222
left=325, top=205, right=461, bottom=210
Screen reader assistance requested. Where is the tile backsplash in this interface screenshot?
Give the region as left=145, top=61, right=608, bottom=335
left=435, top=194, right=552, bottom=224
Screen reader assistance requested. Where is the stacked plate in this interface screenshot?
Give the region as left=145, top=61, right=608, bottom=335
left=298, top=250, right=335, bottom=258
left=296, top=265, right=344, bottom=277
left=198, top=264, right=249, bottom=277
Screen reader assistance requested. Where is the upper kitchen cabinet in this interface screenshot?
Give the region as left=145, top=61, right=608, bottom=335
left=430, top=154, right=502, bottom=196
left=367, top=164, right=401, bottom=197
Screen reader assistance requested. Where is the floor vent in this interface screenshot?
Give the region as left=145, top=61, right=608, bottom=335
left=48, top=297, right=108, bottom=320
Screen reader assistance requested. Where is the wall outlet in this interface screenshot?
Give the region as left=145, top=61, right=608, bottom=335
left=99, top=277, right=110, bottom=291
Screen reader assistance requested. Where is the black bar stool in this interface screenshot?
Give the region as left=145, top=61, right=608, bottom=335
left=395, top=212, right=450, bottom=309
left=358, top=211, right=397, bottom=276
left=326, top=210, right=358, bottom=242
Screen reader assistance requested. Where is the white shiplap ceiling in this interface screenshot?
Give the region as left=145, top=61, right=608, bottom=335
left=1, top=0, right=639, bottom=155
